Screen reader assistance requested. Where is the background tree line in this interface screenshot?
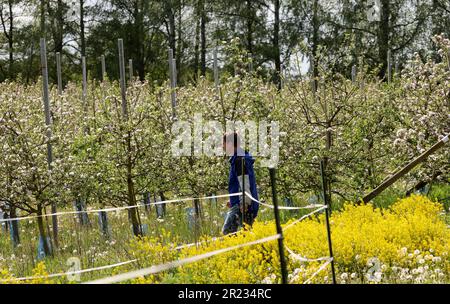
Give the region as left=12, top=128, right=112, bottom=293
left=0, top=0, right=449, bottom=85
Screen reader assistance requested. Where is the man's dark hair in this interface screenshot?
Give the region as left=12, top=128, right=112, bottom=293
left=223, top=132, right=241, bottom=148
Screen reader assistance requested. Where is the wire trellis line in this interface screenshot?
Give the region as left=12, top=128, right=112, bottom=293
left=0, top=193, right=240, bottom=223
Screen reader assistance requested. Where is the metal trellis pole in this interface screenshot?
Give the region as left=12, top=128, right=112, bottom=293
left=320, top=160, right=337, bottom=284
left=269, top=167, right=288, bottom=284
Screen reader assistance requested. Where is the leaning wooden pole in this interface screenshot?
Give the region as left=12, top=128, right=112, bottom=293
left=360, top=134, right=449, bottom=204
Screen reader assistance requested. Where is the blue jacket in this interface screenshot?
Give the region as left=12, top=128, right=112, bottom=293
left=229, top=151, right=259, bottom=218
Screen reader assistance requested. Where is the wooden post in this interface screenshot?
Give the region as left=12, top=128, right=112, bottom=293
left=118, top=39, right=128, bottom=119
left=101, top=55, right=106, bottom=81
left=213, top=47, right=219, bottom=89
left=351, top=65, right=356, bottom=83
left=82, top=56, right=87, bottom=105
left=248, top=52, right=253, bottom=73
left=361, top=134, right=449, bottom=204
left=394, top=59, right=399, bottom=78
left=387, top=50, right=392, bottom=84
left=56, top=52, right=62, bottom=95
left=269, top=168, right=288, bottom=284
left=168, top=48, right=177, bottom=118
left=40, top=38, right=58, bottom=250
left=320, top=161, right=337, bottom=284
left=129, top=59, right=133, bottom=83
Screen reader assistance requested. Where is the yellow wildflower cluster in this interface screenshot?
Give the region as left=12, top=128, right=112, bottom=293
left=130, top=195, right=449, bottom=284
left=0, top=262, right=53, bottom=284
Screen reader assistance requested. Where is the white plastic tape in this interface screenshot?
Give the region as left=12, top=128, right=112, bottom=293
left=303, top=258, right=333, bottom=284
left=244, top=192, right=325, bottom=210
left=285, top=245, right=331, bottom=263
left=0, top=193, right=241, bottom=223
left=85, top=234, right=281, bottom=284
left=282, top=205, right=328, bottom=231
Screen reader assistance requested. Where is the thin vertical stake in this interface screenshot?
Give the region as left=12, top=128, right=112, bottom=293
left=129, top=59, right=133, bottom=83
left=82, top=56, right=87, bottom=105
left=118, top=39, right=127, bottom=119
left=213, top=47, right=219, bottom=89
left=101, top=55, right=106, bottom=81
left=269, top=167, right=288, bottom=284
left=40, top=38, right=58, bottom=248
left=351, top=65, right=356, bottom=83
left=387, top=50, right=391, bottom=84
left=56, top=52, right=62, bottom=95
left=168, top=48, right=177, bottom=118
left=320, top=160, right=337, bottom=284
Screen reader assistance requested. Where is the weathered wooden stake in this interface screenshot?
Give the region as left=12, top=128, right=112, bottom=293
left=56, top=52, right=62, bottom=95
left=387, top=50, right=392, bottom=84
left=82, top=56, right=87, bottom=104
left=213, top=47, right=219, bottom=89
left=351, top=65, right=356, bottom=83
left=168, top=48, right=177, bottom=118
left=129, top=59, right=133, bottom=83
left=118, top=39, right=128, bottom=119
left=101, top=55, right=106, bottom=81
left=40, top=38, right=58, bottom=250
left=361, top=134, right=449, bottom=204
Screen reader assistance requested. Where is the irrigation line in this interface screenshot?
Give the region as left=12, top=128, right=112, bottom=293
left=244, top=192, right=325, bottom=210
left=85, top=234, right=281, bottom=284
left=0, top=193, right=240, bottom=223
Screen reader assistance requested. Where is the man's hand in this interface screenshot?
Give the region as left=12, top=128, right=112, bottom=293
left=226, top=201, right=231, bottom=208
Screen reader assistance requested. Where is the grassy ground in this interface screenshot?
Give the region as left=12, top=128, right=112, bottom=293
left=0, top=184, right=448, bottom=283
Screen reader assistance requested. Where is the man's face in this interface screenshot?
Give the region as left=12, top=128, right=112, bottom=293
left=223, top=140, right=235, bottom=156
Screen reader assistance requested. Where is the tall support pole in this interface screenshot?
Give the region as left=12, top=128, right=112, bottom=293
left=320, top=160, right=337, bottom=284
left=82, top=56, right=87, bottom=105
left=269, top=168, right=288, bottom=284
left=101, top=55, right=106, bottom=81
left=351, top=65, right=356, bottom=83
left=241, top=157, right=246, bottom=227
left=213, top=47, right=219, bottom=90
left=40, top=38, right=58, bottom=250
left=387, top=50, right=392, bottom=84
left=168, top=48, right=177, bottom=119
left=56, top=52, right=62, bottom=95
left=129, top=59, right=133, bottom=83
left=118, top=39, right=128, bottom=119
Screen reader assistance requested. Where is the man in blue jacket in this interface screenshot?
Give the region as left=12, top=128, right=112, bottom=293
left=222, top=132, right=259, bottom=235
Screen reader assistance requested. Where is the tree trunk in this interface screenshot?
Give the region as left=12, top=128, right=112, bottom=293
left=127, top=131, right=142, bottom=237
left=273, top=0, right=281, bottom=90
left=37, top=205, right=51, bottom=256
left=246, top=0, right=253, bottom=55
left=311, top=0, right=319, bottom=86
left=200, top=0, right=206, bottom=76
left=9, top=206, right=20, bottom=246
left=194, top=15, right=200, bottom=82
left=55, top=0, right=63, bottom=54
left=378, top=0, right=390, bottom=80
left=80, top=0, right=86, bottom=57
left=40, top=0, right=45, bottom=36
left=8, top=0, right=13, bottom=78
